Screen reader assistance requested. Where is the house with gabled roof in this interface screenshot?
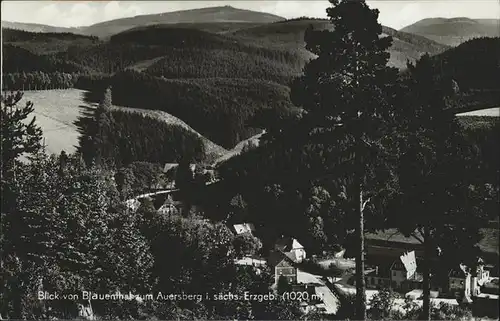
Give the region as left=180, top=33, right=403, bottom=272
left=390, top=259, right=425, bottom=292
left=274, top=236, right=306, bottom=263
left=268, top=250, right=297, bottom=286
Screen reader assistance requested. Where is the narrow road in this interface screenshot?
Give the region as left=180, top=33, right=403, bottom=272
left=297, top=269, right=340, bottom=315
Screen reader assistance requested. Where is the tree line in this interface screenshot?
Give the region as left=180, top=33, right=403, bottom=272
left=2, top=71, right=81, bottom=91
left=2, top=27, right=98, bottom=42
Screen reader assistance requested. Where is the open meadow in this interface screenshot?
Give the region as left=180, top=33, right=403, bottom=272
left=21, top=89, right=88, bottom=155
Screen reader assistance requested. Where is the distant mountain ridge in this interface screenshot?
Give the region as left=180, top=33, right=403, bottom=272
left=2, top=6, right=285, bottom=39
left=401, top=17, right=500, bottom=46
left=1, top=21, right=86, bottom=35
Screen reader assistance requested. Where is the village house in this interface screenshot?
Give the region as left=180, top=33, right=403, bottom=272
left=233, top=223, right=256, bottom=236
left=363, top=253, right=446, bottom=296
left=275, top=236, right=307, bottom=263
left=390, top=259, right=426, bottom=292
left=157, top=195, right=181, bottom=215
left=446, top=260, right=494, bottom=303
left=268, top=250, right=298, bottom=286
left=365, top=265, right=391, bottom=290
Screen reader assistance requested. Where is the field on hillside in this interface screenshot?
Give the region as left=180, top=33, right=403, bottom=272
left=21, top=89, right=87, bottom=155
left=456, top=107, right=500, bottom=117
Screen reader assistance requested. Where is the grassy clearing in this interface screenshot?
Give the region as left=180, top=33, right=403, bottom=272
left=21, top=89, right=87, bottom=155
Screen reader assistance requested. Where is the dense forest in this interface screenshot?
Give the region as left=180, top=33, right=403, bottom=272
left=429, top=37, right=500, bottom=91
left=145, top=47, right=301, bottom=84
left=2, top=44, right=90, bottom=74
left=1, top=28, right=99, bottom=54
left=103, top=70, right=295, bottom=148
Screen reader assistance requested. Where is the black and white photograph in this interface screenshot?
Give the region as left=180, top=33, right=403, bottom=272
left=1, top=0, right=499, bottom=319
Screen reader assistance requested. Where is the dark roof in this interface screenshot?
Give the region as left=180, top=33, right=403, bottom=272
left=448, top=265, right=469, bottom=277
left=285, top=251, right=299, bottom=263
left=275, top=237, right=293, bottom=252
left=268, top=250, right=295, bottom=268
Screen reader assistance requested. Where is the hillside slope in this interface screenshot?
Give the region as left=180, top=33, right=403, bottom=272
left=2, top=28, right=99, bottom=54
left=83, top=6, right=284, bottom=38
left=232, top=18, right=450, bottom=69
left=1, top=21, right=85, bottom=34
left=108, top=105, right=228, bottom=159
left=401, top=18, right=500, bottom=46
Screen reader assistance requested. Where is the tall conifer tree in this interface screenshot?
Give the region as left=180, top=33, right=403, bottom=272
left=289, top=1, right=399, bottom=318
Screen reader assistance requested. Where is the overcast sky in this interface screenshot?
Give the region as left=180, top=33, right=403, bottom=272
left=1, top=1, right=499, bottom=30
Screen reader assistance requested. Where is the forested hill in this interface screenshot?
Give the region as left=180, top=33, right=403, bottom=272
left=3, top=13, right=499, bottom=150
left=401, top=17, right=500, bottom=46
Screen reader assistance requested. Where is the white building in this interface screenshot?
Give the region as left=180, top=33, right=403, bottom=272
left=233, top=223, right=256, bottom=235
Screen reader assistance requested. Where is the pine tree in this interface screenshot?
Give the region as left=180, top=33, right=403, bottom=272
left=1, top=92, right=43, bottom=178
left=288, top=1, right=399, bottom=318
left=1, top=91, right=43, bottom=269
left=392, top=54, right=489, bottom=320
left=1, top=91, right=44, bottom=318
